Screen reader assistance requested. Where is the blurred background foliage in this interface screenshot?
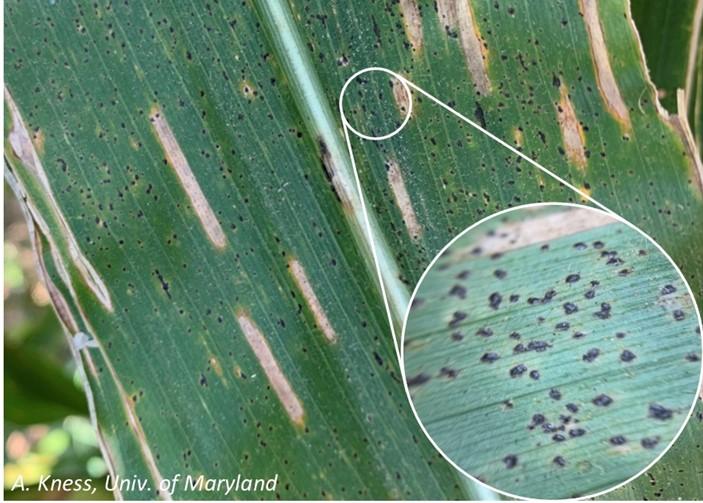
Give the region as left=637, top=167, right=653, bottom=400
left=4, top=184, right=110, bottom=500
left=3, top=0, right=701, bottom=500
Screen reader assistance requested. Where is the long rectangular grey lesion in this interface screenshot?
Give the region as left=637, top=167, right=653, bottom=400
left=236, top=312, right=306, bottom=426
left=289, top=259, right=338, bottom=343
left=149, top=106, right=227, bottom=249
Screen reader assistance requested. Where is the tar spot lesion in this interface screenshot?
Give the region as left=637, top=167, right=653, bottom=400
left=407, top=373, right=431, bottom=387
left=489, top=292, right=502, bottom=309
left=549, top=388, right=562, bottom=400
left=641, top=436, right=660, bottom=449
left=582, top=348, right=600, bottom=362
left=510, top=364, right=528, bottom=377
left=620, top=350, right=636, bottom=362
left=502, top=454, right=518, bottom=469
left=476, top=327, right=493, bottom=337
left=592, top=394, right=613, bottom=406
left=449, top=284, right=467, bottom=299
left=648, top=403, right=673, bottom=420
left=565, top=273, right=580, bottom=283
left=480, top=352, right=500, bottom=363
left=448, top=311, right=468, bottom=327
left=609, top=435, right=627, bottom=445
left=439, top=367, right=460, bottom=379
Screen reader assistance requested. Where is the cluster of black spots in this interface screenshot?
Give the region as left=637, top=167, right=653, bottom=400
left=641, top=436, right=660, bottom=449
left=572, top=331, right=586, bottom=339
left=527, top=288, right=557, bottom=305
left=594, top=302, right=611, bottom=319
left=549, top=388, right=562, bottom=400
left=673, top=309, right=686, bottom=321
left=509, top=294, right=520, bottom=303
left=502, top=454, right=518, bottom=469
left=510, top=364, right=528, bottom=377
left=509, top=331, right=521, bottom=340
left=582, top=348, right=600, bottom=362
left=552, top=433, right=566, bottom=442
left=593, top=394, right=613, bottom=406
left=439, top=367, right=460, bottom=379
left=456, top=270, right=471, bottom=280
left=584, top=289, right=596, bottom=299
left=448, top=311, right=467, bottom=327
left=565, top=273, right=581, bottom=284
left=563, top=302, right=578, bottom=315
left=555, top=321, right=570, bottom=331
left=494, top=269, right=507, bottom=279
left=569, top=428, right=586, bottom=438
left=609, top=435, right=627, bottom=446
left=407, top=373, right=431, bottom=387
left=489, top=292, right=502, bottom=309
left=661, top=284, right=677, bottom=295
left=566, top=403, right=579, bottom=413
left=476, top=327, right=494, bottom=337
left=593, top=241, right=605, bottom=249
left=573, top=242, right=587, bottom=250
left=648, top=404, right=673, bottom=421
left=529, top=370, right=540, bottom=380
left=553, top=455, right=567, bottom=467
left=685, top=352, right=700, bottom=362
left=451, top=332, right=464, bottom=341
left=620, top=350, right=636, bottom=362
left=448, top=284, right=467, bottom=299
left=480, top=352, right=500, bottom=363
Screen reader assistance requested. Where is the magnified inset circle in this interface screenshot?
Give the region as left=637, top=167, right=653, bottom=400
left=340, top=67, right=412, bottom=141
left=402, top=203, right=702, bottom=500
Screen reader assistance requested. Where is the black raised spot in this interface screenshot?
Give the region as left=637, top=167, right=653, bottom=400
left=641, top=437, right=660, bottom=449
left=509, top=331, right=521, bottom=340
left=686, top=352, right=700, bottom=362
left=673, top=310, right=685, bottom=321
left=620, top=350, right=636, bottom=362
left=563, top=302, right=578, bottom=315
left=448, top=311, right=467, bottom=327
left=527, top=340, right=551, bottom=352
left=661, top=284, right=677, bottom=295
left=456, top=270, right=471, bottom=280
left=593, top=241, right=605, bottom=249
left=584, top=289, right=596, bottom=299
left=609, top=435, right=627, bottom=446
left=615, top=332, right=626, bottom=339
left=509, top=294, right=520, bottom=303
left=565, top=274, right=581, bottom=283
left=510, top=364, right=527, bottom=378
left=476, top=327, right=493, bottom=337
left=407, top=373, right=431, bottom=387
left=494, top=269, right=507, bottom=279
left=553, top=455, right=567, bottom=467
left=451, top=332, right=464, bottom=342
left=532, top=413, right=546, bottom=425
left=566, top=403, right=579, bottom=413
left=594, top=303, right=611, bottom=319
left=529, top=370, right=540, bottom=380
left=648, top=403, right=673, bottom=421
left=513, top=343, right=527, bottom=353
left=449, top=284, right=467, bottom=299
left=555, top=321, right=570, bottom=331
left=573, top=242, right=587, bottom=250
left=569, top=428, right=586, bottom=438
left=583, top=348, right=600, bottom=362
left=593, top=394, right=613, bottom=406
left=439, top=367, right=459, bottom=379
left=489, top=292, right=503, bottom=309
left=480, top=352, right=500, bottom=363
left=572, top=331, right=586, bottom=339
left=549, top=388, right=562, bottom=400
left=552, top=434, right=566, bottom=442
left=502, top=454, right=518, bottom=469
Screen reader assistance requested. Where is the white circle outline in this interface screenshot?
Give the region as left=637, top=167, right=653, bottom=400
left=399, top=202, right=703, bottom=501
left=339, top=67, right=413, bottom=141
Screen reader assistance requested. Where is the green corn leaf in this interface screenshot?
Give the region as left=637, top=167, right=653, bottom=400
left=4, top=0, right=702, bottom=500
left=404, top=206, right=700, bottom=498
